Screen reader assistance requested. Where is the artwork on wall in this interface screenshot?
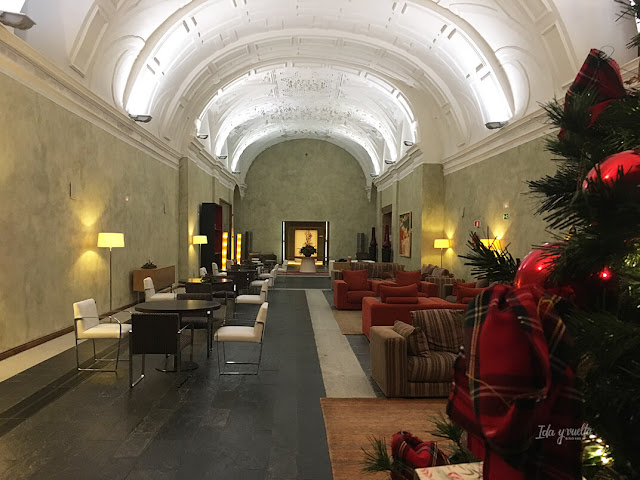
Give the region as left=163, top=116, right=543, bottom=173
left=399, top=212, right=412, bottom=257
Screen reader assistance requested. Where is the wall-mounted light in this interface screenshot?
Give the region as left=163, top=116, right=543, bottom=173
left=196, top=134, right=208, bottom=139
left=433, top=238, right=451, bottom=267
left=485, top=121, right=508, bottom=129
left=480, top=238, right=502, bottom=251
left=221, top=232, right=228, bottom=271
left=0, top=11, right=35, bottom=29
left=236, top=233, right=242, bottom=263
left=218, top=155, right=227, bottom=160
left=129, top=114, right=152, bottom=123
left=370, top=173, right=379, bottom=178
left=384, top=159, right=395, bottom=165
left=403, top=140, right=414, bottom=147
left=232, top=170, right=240, bottom=174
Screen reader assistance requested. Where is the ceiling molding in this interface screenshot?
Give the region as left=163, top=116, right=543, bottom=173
left=0, top=28, right=181, bottom=171
left=186, top=140, right=237, bottom=190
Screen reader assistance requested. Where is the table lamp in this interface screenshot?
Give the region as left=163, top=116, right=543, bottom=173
left=433, top=238, right=450, bottom=267
left=98, top=232, right=125, bottom=311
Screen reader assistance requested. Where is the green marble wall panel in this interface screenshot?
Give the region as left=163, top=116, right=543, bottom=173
left=396, top=166, right=424, bottom=270
left=421, top=164, right=445, bottom=268
left=0, top=72, right=178, bottom=352
left=237, top=139, right=375, bottom=260
left=443, top=137, right=558, bottom=280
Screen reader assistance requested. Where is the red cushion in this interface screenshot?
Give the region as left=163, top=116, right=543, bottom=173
left=379, top=283, right=418, bottom=302
left=346, top=290, right=376, bottom=304
left=456, top=286, right=486, bottom=304
left=452, top=281, right=476, bottom=296
left=386, top=297, right=419, bottom=304
left=342, top=269, right=369, bottom=291
left=460, top=297, right=475, bottom=304
left=395, top=270, right=421, bottom=286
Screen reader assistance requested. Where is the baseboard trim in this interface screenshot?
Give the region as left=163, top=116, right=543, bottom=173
left=0, top=301, right=139, bottom=361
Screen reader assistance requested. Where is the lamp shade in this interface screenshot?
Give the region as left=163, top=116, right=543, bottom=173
left=97, top=232, right=124, bottom=248
left=434, top=238, right=451, bottom=249
left=192, top=235, right=208, bottom=245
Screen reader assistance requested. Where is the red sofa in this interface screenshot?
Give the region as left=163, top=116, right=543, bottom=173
left=361, top=296, right=468, bottom=339
left=333, top=269, right=376, bottom=310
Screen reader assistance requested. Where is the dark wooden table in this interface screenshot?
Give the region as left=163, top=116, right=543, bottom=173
left=135, top=300, right=221, bottom=370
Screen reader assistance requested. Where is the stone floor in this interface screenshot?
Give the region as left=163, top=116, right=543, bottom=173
left=0, top=275, right=378, bottom=479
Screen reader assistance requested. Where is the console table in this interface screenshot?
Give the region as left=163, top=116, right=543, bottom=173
left=132, top=265, right=176, bottom=292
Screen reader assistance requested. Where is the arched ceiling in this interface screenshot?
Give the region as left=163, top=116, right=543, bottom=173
left=17, top=0, right=639, bottom=185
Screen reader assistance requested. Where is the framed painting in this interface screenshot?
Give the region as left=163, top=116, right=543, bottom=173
left=399, top=212, right=412, bottom=257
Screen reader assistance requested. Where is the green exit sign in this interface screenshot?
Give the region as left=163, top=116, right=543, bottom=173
left=503, top=213, right=510, bottom=220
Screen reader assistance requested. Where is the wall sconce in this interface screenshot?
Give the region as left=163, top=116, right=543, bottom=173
left=97, top=232, right=125, bottom=311
left=0, top=11, right=36, bottom=29
left=232, top=170, right=240, bottom=174
left=192, top=235, right=207, bottom=268
left=370, top=173, right=379, bottom=178
left=433, top=238, right=451, bottom=267
left=384, top=159, right=395, bottom=164
left=218, top=155, right=227, bottom=160
left=480, top=238, right=502, bottom=251
left=129, top=114, right=152, bottom=123
left=485, top=121, right=508, bottom=129
left=196, top=134, right=208, bottom=139
left=403, top=140, right=414, bottom=147
left=236, top=233, right=242, bottom=263
left=221, top=232, right=228, bottom=271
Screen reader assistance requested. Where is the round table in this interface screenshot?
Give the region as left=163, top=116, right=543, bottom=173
left=135, top=300, right=221, bottom=371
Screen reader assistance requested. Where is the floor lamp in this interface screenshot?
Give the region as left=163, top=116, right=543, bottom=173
left=193, top=235, right=208, bottom=269
left=98, top=232, right=125, bottom=312
left=433, top=238, right=450, bottom=268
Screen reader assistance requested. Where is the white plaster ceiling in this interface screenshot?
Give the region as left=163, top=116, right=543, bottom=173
left=18, top=0, right=639, bottom=183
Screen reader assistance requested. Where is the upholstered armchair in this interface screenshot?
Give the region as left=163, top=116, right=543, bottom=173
left=370, top=309, right=464, bottom=397
left=143, top=277, right=176, bottom=302
left=332, top=269, right=376, bottom=310
left=370, top=270, right=438, bottom=297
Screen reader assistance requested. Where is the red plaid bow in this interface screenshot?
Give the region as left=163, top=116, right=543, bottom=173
left=447, top=285, right=583, bottom=479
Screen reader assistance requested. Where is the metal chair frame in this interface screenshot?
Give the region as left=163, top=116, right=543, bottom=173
left=74, top=313, right=128, bottom=372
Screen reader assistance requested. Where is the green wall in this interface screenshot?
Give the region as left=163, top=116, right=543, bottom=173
left=237, top=139, right=376, bottom=260
left=0, top=71, right=179, bottom=352
left=443, top=137, right=558, bottom=280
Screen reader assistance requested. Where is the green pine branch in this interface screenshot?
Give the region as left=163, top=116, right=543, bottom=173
left=458, top=232, right=519, bottom=284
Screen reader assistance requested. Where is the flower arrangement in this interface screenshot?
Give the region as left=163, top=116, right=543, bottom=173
left=300, top=230, right=317, bottom=257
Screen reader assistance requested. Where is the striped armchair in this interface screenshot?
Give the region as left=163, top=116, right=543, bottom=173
left=370, top=309, right=464, bottom=398
left=422, top=275, right=465, bottom=298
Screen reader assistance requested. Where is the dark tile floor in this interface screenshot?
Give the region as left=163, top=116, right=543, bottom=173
left=0, top=282, right=334, bottom=480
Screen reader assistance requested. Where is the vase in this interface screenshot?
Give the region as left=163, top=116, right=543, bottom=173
left=382, top=225, right=391, bottom=248
left=369, top=227, right=378, bottom=261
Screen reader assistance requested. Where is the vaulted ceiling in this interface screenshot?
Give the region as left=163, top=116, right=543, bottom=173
left=16, top=0, right=638, bottom=185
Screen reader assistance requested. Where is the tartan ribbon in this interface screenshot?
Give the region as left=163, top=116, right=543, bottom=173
left=447, top=285, right=583, bottom=479
left=391, top=431, right=449, bottom=479
left=563, top=48, right=626, bottom=130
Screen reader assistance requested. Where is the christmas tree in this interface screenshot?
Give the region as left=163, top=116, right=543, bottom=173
left=459, top=6, right=640, bottom=478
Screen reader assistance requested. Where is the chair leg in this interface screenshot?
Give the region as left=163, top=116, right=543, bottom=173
left=75, top=338, right=81, bottom=370
left=76, top=337, right=123, bottom=372
left=130, top=353, right=146, bottom=388
left=217, top=341, right=263, bottom=375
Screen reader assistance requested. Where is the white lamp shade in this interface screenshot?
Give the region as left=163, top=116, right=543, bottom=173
left=433, top=238, right=450, bottom=249
left=192, top=235, right=208, bottom=245
left=97, top=232, right=125, bottom=248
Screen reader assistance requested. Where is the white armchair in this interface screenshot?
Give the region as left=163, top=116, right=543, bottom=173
left=143, top=277, right=176, bottom=302
left=277, top=260, right=288, bottom=273
left=212, top=262, right=227, bottom=276
left=199, top=267, right=208, bottom=277
left=73, top=298, right=131, bottom=371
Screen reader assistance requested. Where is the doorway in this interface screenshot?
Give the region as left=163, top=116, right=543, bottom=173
left=382, top=205, right=392, bottom=262
left=282, top=221, right=329, bottom=264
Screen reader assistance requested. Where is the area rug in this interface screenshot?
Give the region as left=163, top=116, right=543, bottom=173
left=331, top=309, right=363, bottom=334
left=320, top=397, right=449, bottom=480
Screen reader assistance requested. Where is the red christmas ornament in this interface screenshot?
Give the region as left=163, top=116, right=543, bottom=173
left=513, top=244, right=560, bottom=289
left=582, top=150, right=640, bottom=189
left=598, top=266, right=612, bottom=280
